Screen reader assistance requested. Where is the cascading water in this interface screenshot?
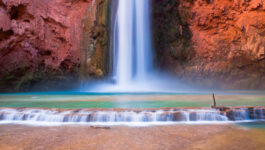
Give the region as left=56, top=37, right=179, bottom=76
left=0, top=107, right=264, bottom=126
left=86, top=0, right=188, bottom=92
left=114, top=0, right=152, bottom=86
left=111, top=0, right=153, bottom=90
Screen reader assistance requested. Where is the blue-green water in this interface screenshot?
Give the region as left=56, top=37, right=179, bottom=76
left=0, top=101, right=210, bottom=109
left=237, top=122, right=265, bottom=129
left=0, top=91, right=265, bottom=109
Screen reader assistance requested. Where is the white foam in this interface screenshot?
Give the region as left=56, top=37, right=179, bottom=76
left=0, top=108, right=264, bottom=127
left=0, top=120, right=261, bottom=127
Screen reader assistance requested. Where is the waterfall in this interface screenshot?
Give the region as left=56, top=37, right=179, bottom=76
left=113, top=0, right=152, bottom=88
left=0, top=108, right=264, bottom=126
left=84, top=0, right=188, bottom=92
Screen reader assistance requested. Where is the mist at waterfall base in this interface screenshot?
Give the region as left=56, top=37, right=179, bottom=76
left=83, top=72, right=194, bottom=93
left=82, top=0, right=192, bottom=93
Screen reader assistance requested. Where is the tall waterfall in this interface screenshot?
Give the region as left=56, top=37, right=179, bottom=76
left=84, top=0, right=187, bottom=92
left=113, top=0, right=152, bottom=88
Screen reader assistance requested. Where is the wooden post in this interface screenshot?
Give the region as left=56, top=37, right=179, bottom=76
left=212, top=93, right=216, bottom=108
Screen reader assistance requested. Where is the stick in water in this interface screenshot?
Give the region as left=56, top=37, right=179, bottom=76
left=212, top=93, right=216, bottom=108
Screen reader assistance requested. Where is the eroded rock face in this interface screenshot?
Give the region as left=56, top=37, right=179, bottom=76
left=0, top=0, right=90, bottom=73
left=80, top=0, right=111, bottom=80
left=0, top=0, right=110, bottom=91
left=1, top=0, right=265, bottom=91
left=152, top=0, right=265, bottom=89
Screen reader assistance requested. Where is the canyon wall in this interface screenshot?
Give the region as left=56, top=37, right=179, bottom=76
left=152, top=0, right=265, bottom=89
left=1, top=0, right=265, bottom=91
left=0, top=0, right=110, bottom=92
left=80, top=0, right=112, bottom=82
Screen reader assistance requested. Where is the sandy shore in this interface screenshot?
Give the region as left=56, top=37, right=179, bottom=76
left=0, top=124, right=264, bottom=150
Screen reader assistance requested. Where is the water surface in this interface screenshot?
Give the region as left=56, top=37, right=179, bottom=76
left=0, top=92, right=264, bottom=109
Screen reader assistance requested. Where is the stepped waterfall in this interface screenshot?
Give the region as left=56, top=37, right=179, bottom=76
left=0, top=107, right=264, bottom=126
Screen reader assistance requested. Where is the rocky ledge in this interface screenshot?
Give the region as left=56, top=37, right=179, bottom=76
left=0, top=106, right=264, bottom=123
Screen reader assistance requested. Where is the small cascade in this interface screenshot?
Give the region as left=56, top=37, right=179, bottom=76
left=0, top=108, right=264, bottom=126
left=254, top=108, right=265, bottom=119
left=231, top=108, right=250, bottom=121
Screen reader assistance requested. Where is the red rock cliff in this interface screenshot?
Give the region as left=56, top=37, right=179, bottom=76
left=0, top=0, right=92, bottom=73
left=1, top=0, right=265, bottom=91
left=0, top=0, right=110, bottom=91
left=152, top=0, right=265, bottom=89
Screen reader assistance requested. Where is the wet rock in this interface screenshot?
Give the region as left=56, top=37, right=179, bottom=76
left=253, top=108, right=265, bottom=119
left=0, top=113, right=4, bottom=120
left=225, top=110, right=235, bottom=121
left=63, top=116, right=69, bottom=122
left=73, top=109, right=82, bottom=113
left=248, top=107, right=255, bottom=119
left=158, top=112, right=172, bottom=121
left=158, top=112, right=185, bottom=121
left=172, top=112, right=185, bottom=121
left=22, top=114, right=28, bottom=120
left=86, top=114, right=95, bottom=122
left=189, top=112, right=197, bottom=121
